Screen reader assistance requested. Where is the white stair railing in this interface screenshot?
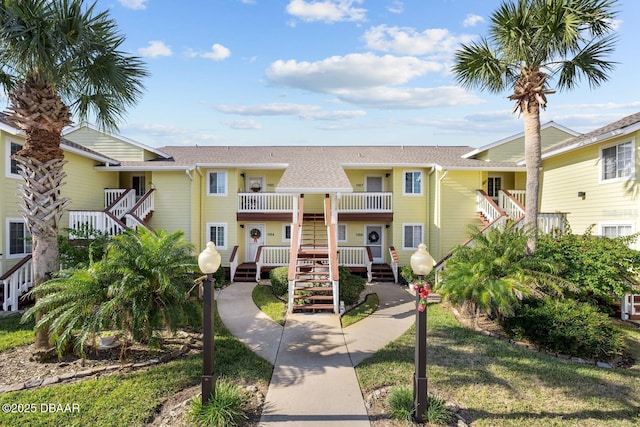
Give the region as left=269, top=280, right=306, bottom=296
left=108, top=189, right=136, bottom=219
left=477, top=190, right=505, bottom=223
left=499, top=190, right=525, bottom=219
left=1, top=256, right=33, bottom=312
left=255, top=246, right=290, bottom=282
left=338, top=246, right=372, bottom=282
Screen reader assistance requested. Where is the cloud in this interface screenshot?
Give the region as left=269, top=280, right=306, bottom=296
left=121, top=123, right=222, bottom=146
left=221, top=119, right=262, bottom=130
left=119, top=0, right=147, bottom=10
left=138, top=41, right=173, bottom=58
left=216, top=102, right=365, bottom=121
left=186, top=44, right=231, bottom=61
left=286, top=0, right=366, bottom=23
left=266, top=53, right=442, bottom=92
left=463, top=14, right=484, bottom=28
left=387, top=1, right=404, bottom=14
left=332, top=86, right=484, bottom=109
left=364, top=25, right=475, bottom=57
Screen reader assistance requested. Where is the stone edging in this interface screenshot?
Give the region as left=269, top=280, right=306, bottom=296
left=0, top=343, right=195, bottom=395
left=450, top=307, right=615, bottom=369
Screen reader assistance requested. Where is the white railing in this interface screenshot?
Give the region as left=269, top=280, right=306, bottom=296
left=538, top=213, right=566, bottom=234
left=104, top=189, right=126, bottom=208
left=499, top=191, right=525, bottom=219
left=338, top=246, right=372, bottom=282
left=132, top=190, right=154, bottom=220
left=108, top=189, right=136, bottom=219
left=1, top=256, right=33, bottom=312
left=68, top=211, right=126, bottom=237
left=338, top=192, right=393, bottom=213
left=125, top=214, right=144, bottom=231
left=622, top=294, right=640, bottom=320
left=389, top=247, right=399, bottom=283
left=477, top=191, right=504, bottom=223
left=508, top=190, right=526, bottom=206
left=238, top=193, right=295, bottom=212
left=256, top=246, right=290, bottom=282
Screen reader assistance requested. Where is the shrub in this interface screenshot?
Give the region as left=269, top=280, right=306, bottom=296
left=58, top=225, right=111, bottom=269
left=339, top=267, right=366, bottom=305
left=400, top=265, right=435, bottom=286
left=188, top=379, right=248, bottom=427
left=387, top=386, right=413, bottom=423
left=500, top=297, right=626, bottom=361
left=269, top=266, right=289, bottom=297
left=212, top=267, right=227, bottom=289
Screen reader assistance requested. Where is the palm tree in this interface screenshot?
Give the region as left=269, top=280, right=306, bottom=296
left=0, top=0, right=147, bottom=350
left=452, top=0, right=618, bottom=253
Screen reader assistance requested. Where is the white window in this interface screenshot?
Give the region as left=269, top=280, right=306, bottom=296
left=337, top=224, right=347, bottom=242
left=601, top=224, right=633, bottom=238
left=404, top=171, right=422, bottom=195
left=207, top=223, right=227, bottom=249
left=601, top=141, right=633, bottom=181
left=403, top=224, right=423, bottom=250
left=282, top=224, right=291, bottom=242
left=7, top=219, right=31, bottom=257
left=207, top=171, right=227, bottom=196
left=6, top=140, right=22, bottom=178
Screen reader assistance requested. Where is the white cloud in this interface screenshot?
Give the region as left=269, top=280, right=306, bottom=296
left=364, top=25, right=475, bottom=57
left=387, top=1, right=404, bottom=14
left=216, top=102, right=365, bottom=121
left=286, top=0, right=366, bottom=23
left=266, top=53, right=442, bottom=92
left=138, top=41, right=172, bottom=58
left=221, top=119, right=262, bottom=130
left=463, top=14, right=484, bottom=28
left=119, top=0, right=147, bottom=10
left=186, top=44, right=231, bottom=61
left=333, top=86, right=484, bottom=109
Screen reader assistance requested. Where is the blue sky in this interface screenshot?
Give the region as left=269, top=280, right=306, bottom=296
left=92, top=0, right=639, bottom=148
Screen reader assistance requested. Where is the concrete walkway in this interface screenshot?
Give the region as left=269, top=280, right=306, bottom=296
left=217, top=281, right=416, bottom=426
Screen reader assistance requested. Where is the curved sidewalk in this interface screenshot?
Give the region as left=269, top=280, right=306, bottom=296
left=217, top=281, right=416, bottom=426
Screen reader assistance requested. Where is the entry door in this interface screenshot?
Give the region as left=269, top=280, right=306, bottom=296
left=132, top=175, right=146, bottom=200
left=365, top=225, right=384, bottom=263
left=246, top=224, right=265, bottom=262
left=366, top=176, right=383, bottom=192
left=487, top=176, right=502, bottom=204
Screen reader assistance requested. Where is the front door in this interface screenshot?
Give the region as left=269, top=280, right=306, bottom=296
left=246, top=224, right=265, bottom=262
left=365, top=225, right=384, bottom=263
left=132, top=175, right=146, bottom=200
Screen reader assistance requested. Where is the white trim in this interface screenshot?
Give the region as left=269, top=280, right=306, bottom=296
left=61, top=143, right=120, bottom=165
left=600, top=223, right=634, bottom=238
left=282, top=223, right=291, bottom=243
left=5, top=217, right=31, bottom=259
left=402, top=223, right=424, bottom=250
left=365, top=174, right=384, bottom=192
left=598, top=138, right=635, bottom=184
left=402, top=170, right=423, bottom=196
left=206, top=222, right=227, bottom=250
left=5, top=139, right=23, bottom=179
left=337, top=223, right=347, bottom=243
left=207, top=170, right=228, bottom=196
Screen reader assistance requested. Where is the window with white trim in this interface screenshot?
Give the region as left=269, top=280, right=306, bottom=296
left=207, top=171, right=227, bottom=196
left=403, top=224, right=423, bottom=250
left=601, top=141, right=633, bottom=181
left=282, top=224, right=291, bottom=242
left=6, top=141, right=22, bottom=178
left=337, top=224, right=347, bottom=242
left=7, top=219, right=31, bottom=256
left=403, top=171, right=422, bottom=195
left=207, top=223, right=227, bottom=249
left=601, top=224, right=633, bottom=238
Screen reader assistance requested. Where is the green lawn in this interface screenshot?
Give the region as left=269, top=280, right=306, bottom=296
left=0, top=314, right=35, bottom=352
left=356, top=303, right=640, bottom=427
left=0, top=304, right=273, bottom=427
left=252, top=284, right=286, bottom=326
left=341, top=293, right=379, bottom=328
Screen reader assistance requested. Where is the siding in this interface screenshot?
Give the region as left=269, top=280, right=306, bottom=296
left=540, top=133, right=640, bottom=242
left=391, top=167, right=429, bottom=265
left=477, top=127, right=575, bottom=162
left=148, top=171, right=194, bottom=244
left=65, top=127, right=145, bottom=161
left=201, top=168, right=238, bottom=264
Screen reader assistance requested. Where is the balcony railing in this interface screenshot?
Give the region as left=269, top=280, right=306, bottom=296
left=1, top=255, right=33, bottom=312
left=338, top=192, right=392, bottom=213
left=238, top=193, right=296, bottom=212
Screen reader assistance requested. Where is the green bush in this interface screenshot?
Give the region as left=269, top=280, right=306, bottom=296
left=500, top=297, right=626, bottom=361
left=188, top=379, right=248, bottom=427
left=386, top=385, right=413, bottom=423
left=339, top=267, right=366, bottom=305
left=269, top=266, right=289, bottom=297
left=400, top=265, right=435, bottom=286
left=212, top=267, right=227, bottom=289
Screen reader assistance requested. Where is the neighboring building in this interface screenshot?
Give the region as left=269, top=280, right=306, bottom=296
left=2, top=112, right=639, bottom=316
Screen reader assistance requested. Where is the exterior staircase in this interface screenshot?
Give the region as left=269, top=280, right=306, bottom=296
left=292, top=213, right=334, bottom=312
left=371, top=263, right=396, bottom=282
left=233, top=262, right=257, bottom=282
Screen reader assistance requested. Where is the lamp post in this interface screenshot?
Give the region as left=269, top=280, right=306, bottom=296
left=410, top=243, right=434, bottom=423
left=198, top=241, right=221, bottom=404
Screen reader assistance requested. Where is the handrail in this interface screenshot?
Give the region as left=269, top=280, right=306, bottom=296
left=500, top=189, right=525, bottom=219
left=129, top=188, right=155, bottom=219
left=287, top=194, right=304, bottom=282
left=229, top=245, right=239, bottom=282
left=0, top=254, right=32, bottom=281
left=325, top=195, right=339, bottom=282
left=107, top=189, right=135, bottom=219
left=477, top=189, right=505, bottom=223
left=389, top=246, right=399, bottom=283
left=104, top=188, right=128, bottom=209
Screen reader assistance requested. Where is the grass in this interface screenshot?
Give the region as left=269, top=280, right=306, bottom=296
left=356, top=303, right=640, bottom=427
left=252, top=284, right=286, bottom=325
left=341, top=293, right=379, bottom=328
left=0, top=314, right=35, bottom=352
left=188, top=379, right=248, bottom=427
left=0, top=302, right=273, bottom=427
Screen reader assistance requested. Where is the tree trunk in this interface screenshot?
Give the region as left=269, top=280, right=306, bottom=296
left=14, top=156, right=69, bottom=350
left=523, top=108, right=542, bottom=254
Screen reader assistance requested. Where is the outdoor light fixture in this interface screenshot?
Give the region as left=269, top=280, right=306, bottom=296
left=198, top=241, right=221, bottom=404
left=578, top=191, right=586, bottom=200
left=410, top=243, right=434, bottom=423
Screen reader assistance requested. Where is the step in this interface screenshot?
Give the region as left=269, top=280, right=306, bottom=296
left=293, top=294, right=333, bottom=301
left=293, top=286, right=333, bottom=292
left=292, top=303, right=334, bottom=312
left=294, top=279, right=332, bottom=284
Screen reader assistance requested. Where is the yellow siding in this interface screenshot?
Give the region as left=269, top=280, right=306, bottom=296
left=344, top=169, right=392, bottom=192
left=391, top=167, right=429, bottom=265
left=478, top=127, right=574, bottom=162
left=148, top=171, right=194, bottom=243
left=65, top=127, right=145, bottom=161
left=190, top=172, right=203, bottom=253
left=540, top=133, right=640, bottom=240
left=201, top=168, right=238, bottom=264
